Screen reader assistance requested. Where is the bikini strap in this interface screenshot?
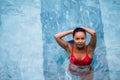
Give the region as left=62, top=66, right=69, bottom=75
left=70, top=46, right=73, bottom=58
left=72, top=46, right=74, bottom=54
left=86, top=45, right=92, bottom=59
left=86, top=45, right=88, bottom=54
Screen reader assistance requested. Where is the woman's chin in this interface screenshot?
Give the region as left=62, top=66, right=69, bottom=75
left=77, top=45, right=84, bottom=49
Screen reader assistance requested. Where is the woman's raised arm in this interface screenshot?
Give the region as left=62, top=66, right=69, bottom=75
left=80, top=26, right=97, bottom=50
left=54, top=30, right=73, bottom=54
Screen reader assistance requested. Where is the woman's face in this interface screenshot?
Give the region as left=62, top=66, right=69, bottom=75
left=73, top=32, right=86, bottom=49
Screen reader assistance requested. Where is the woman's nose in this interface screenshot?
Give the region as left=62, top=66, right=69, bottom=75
left=79, top=40, right=82, bottom=43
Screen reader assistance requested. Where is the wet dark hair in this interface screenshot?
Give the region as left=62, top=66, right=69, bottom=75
left=73, top=27, right=86, bottom=37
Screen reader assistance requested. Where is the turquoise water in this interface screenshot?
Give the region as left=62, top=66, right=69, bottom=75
left=0, top=0, right=120, bottom=80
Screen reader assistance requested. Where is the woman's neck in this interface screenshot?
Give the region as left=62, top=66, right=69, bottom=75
left=74, top=45, right=86, bottom=52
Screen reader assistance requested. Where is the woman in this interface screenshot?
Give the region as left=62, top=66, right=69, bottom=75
left=54, top=26, right=96, bottom=80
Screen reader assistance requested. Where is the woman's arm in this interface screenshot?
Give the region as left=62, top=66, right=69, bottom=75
left=54, top=30, right=73, bottom=54
left=81, top=26, right=97, bottom=51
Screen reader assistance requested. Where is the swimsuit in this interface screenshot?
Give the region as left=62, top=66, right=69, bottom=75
left=69, top=45, right=93, bottom=75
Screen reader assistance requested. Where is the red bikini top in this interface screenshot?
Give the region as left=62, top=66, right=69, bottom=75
left=70, top=45, right=92, bottom=66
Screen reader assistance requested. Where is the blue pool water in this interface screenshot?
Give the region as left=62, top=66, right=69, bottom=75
left=0, top=0, right=120, bottom=80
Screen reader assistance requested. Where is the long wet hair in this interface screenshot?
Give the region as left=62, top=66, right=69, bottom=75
left=73, top=27, right=86, bottom=37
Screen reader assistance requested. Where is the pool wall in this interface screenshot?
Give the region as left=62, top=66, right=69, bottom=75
left=0, top=0, right=120, bottom=80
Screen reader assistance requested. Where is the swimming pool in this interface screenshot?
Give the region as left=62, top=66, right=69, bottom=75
left=0, top=0, right=119, bottom=80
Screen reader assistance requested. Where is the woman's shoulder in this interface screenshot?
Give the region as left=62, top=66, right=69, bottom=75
left=86, top=44, right=95, bottom=56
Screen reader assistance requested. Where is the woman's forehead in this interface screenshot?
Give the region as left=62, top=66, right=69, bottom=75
left=74, top=32, right=86, bottom=36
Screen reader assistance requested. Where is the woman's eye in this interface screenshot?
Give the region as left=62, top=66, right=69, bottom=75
left=76, top=38, right=80, bottom=40
left=81, top=38, right=84, bottom=40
